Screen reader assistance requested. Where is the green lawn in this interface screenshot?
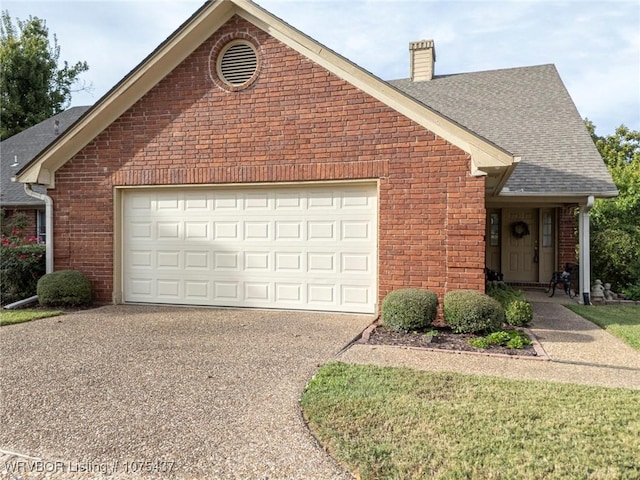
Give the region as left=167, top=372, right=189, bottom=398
left=302, top=362, right=640, bottom=480
left=0, top=309, right=62, bottom=326
left=567, top=304, right=640, bottom=351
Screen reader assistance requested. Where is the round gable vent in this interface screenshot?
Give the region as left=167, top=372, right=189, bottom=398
left=217, top=41, right=259, bottom=87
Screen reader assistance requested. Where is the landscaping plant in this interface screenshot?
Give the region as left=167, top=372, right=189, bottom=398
left=486, top=283, right=533, bottom=326
left=0, top=212, right=46, bottom=305
left=443, top=290, right=504, bottom=333
left=469, top=329, right=532, bottom=349
left=37, top=270, right=92, bottom=307
left=381, top=288, right=438, bottom=333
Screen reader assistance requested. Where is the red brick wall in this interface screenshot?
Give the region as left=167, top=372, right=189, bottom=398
left=50, top=16, right=485, bottom=308
left=558, top=205, right=577, bottom=269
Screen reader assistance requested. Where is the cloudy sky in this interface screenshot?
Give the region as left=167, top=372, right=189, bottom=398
left=3, top=0, right=639, bottom=135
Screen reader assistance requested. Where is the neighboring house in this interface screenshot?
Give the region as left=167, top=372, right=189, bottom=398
left=1, top=106, right=90, bottom=240
left=15, top=0, right=616, bottom=313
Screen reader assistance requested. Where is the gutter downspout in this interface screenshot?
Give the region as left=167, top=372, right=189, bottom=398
left=24, top=184, right=54, bottom=274
left=578, top=195, right=595, bottom=305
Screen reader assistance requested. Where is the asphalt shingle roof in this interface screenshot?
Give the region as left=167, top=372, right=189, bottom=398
left=390, top=64, right=617, bottom=196
left=1, top=106, right=90, bottom=206
left=6, top=67, right=615, bottom=200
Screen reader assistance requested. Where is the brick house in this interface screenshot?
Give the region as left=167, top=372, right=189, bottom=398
left=15, top=0, right=616, bottom=313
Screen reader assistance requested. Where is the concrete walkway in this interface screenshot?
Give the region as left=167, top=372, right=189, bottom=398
left=339, top=290, right=640, bottom=390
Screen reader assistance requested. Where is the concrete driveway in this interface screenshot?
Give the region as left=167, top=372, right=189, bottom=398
left=0, top=305, right=373, bottom=479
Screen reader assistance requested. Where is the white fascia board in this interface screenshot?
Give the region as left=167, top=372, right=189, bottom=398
left=498, top=190, right=619, bottom=199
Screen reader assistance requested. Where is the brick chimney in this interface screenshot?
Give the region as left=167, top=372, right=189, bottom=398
left=410, top=40, right=436, bottom=81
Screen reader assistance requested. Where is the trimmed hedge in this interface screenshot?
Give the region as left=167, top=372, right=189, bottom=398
left=37, top=270, right=92, bottom=307
left=443, top=290, right=504, bottom=334
left=381, top=288, right=439, bottom=333
left=486, top=284, right=533, bottom=326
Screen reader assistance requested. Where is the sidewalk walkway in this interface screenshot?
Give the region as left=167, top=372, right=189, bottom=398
left=338, top=290, right=640, bottom=390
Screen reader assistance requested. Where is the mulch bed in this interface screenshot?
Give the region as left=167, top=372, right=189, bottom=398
left=364, top=324, right=539, bottom=357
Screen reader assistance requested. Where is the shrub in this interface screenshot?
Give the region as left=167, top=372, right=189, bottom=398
left=443, top=290, right=504, bottom=334
left=37, top=270, right=92, bottom=307
left=486, top=331, right=511, bottom=345
left=0, top=235, right=46, bottom=305
left=622, top=284, right=640, bottom=301
left=504, top=300, right=534, bottom=326
left=506, top=331, right=532, bottom=349
left=468, top=329, right=532, bottom=350
left=487, top=284, right=533, bottom=326
left=468, top=337, right=489, bottom=349
left=381, top=288, right=438, bottom=333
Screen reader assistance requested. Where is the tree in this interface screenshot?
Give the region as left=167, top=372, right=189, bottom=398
left=0, top=10, right=89, bottom=140
left=586, top=120, right=640, bottom=297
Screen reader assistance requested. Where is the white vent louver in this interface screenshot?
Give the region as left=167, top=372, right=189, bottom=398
left=219, top=42, right=258, bottom=86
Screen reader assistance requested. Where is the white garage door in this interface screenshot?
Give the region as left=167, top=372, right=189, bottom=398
left=122, top=183, right=377, bottom=313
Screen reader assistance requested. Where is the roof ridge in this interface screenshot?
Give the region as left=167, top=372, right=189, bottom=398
left=389, top=63, right=557, bottom=83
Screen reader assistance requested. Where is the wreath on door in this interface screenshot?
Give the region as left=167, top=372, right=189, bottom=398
left=510, top=221, right=530, bottom=239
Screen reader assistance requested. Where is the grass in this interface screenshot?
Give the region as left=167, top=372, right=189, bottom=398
left=567, top=304, right=640, bottom=351
left=0, top=309, right=63, bottom=326
left=301, top=362, right=640, bottom=480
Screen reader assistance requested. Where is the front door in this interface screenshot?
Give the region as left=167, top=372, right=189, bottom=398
left=503, top=209, right=538, bottom=282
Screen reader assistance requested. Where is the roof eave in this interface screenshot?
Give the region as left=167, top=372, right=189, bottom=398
left=495, top=190, right=619, bottom=204
left=499, top=190, right=619, bottom=198
left=16, top=0, right=515, bottom=187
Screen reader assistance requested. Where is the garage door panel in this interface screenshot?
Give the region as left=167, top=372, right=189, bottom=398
left=246, top=193, right=270, bottom=209
left=275, top=283, right=302, bottom=303
left=275, top=252, right=302, bottom=271
left=185, top=222, right=209, bottom=239
left=308, top=284, right=335, bottom=304
left=341, top=253, right=370, bottom=273
left=214, top=251, right=240, bottom=270
left=245, top=283, right=270, bottom=301
left=130, top=278, right=153, bottom=297
left=185, top=251, right=210, bottom=269
left=342, top=285, right=370, bottom=306
left=129, top=222, right=152, bottom=239
left=184, top=192, right=209, bottom=210
left=308, top=191, right=336, bottom=209
left=342, top=191, right=372, bottom=208
left=275, top=192, right=302, bottom=209
left=157, top=280, right=180, bottom=298
left=214, top=282, right=239, bottom=300
left=244, top=222, right=270, bottom=240
left=244, top=251, right=270, bottom=270
left=123, top=184, right=377, bottom=313
left=214, top=194, right=239, bottom=210
left=185, top=281, right=209, bottom=300
left=214, top=222, right=239, bottom=240
left=157, top=222, right=180, bottom=239
left=342, top=221, right=370, bottom=240
left=157, top=250, right=180, bottom=269
left=157, top=195, right=179, bottom=211
left=308, top=221, right=336, bottom=240
left=275, top=221, right=302, bottom=240
left=308, top=252, right=335, bottom=273
left=130, top=250, right=152, bottom=268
